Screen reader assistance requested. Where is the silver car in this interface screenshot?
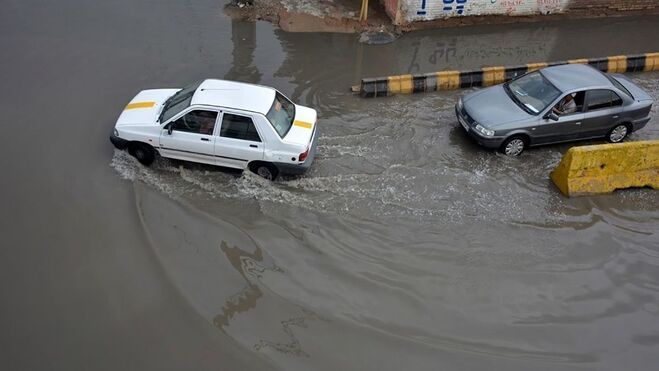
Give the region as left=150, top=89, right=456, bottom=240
left=455, top=64, right=653, bottom=156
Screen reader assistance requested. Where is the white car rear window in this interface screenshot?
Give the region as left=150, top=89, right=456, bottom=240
left=266, top=92, right=296, bottom=138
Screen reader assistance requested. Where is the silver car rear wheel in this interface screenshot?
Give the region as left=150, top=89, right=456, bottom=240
left=502, top=137, right=526, bottom=157
left=608, top=125, right=628, bottom=143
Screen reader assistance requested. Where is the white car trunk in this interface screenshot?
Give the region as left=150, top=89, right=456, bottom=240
left=283, top=104, right=317, bottom=148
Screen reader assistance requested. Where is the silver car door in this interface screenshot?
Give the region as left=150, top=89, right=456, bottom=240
left=533, top=113, right=585, bottom=144
left=531, top=92, right=585, bottom=145
left=580, top=90, right=622, bottom=139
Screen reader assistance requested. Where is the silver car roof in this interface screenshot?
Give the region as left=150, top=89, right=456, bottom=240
left=540, top=64, right=613, bottom=93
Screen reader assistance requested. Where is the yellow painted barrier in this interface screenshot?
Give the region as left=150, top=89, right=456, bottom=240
left=645, top=52, right=659, bottom=72
left=568, top=58, right=589, bottom=65
left=607, top=55, right=627, bottom=73
left=359, top=52, right=658, bottom=98
left=437, top=70, right=460, bottom=90
left=482, top=66, right=505, bottom=86
left=526, top=62, right=548, bottom=72
left=551, top=141, right=659, bottom=197
left=388, top=74, right=413, bottom=95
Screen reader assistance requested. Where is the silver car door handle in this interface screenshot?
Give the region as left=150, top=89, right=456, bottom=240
left=575, top=122, right=582, bottom=125
left=613, top=115, right=619, bottom=119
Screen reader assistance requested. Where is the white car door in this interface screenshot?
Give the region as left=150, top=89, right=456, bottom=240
left=215, top=111, right=265, bottom=169
left=159, top=109, right=219, bottom=165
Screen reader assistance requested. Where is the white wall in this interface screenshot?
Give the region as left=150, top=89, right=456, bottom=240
left=398, top=0, right=570, bottom=23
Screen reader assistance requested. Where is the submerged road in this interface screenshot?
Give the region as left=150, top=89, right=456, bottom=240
left=1, top=1, right=659, bottom=370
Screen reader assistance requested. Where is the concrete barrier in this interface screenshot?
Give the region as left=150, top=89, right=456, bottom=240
left=550, top=141, right=659, bottom=197
left=358, top=52, right=659, bottom=98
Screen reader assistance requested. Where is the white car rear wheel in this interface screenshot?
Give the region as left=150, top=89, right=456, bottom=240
left=250, top=162, right=278, bottom=181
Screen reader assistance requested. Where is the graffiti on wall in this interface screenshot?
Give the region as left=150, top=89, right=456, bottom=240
left=442, top=0, right=469, bottom=15
left=409, top=0, right=568, bottom=21
left=401, top=27, right=556, bottom=74
left=416, top=0, right=427, bottom=15
left=417, top=0, right=470, bottom=16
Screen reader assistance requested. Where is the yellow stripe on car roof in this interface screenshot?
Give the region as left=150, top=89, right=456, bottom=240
left=125, top=101, right=156, bottom=110
left=293, top=120, right=313, bottom=129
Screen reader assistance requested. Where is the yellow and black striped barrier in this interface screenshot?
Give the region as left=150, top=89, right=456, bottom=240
left=357, top=52, right=659, bottom=98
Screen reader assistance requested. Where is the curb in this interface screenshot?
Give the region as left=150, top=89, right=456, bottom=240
left=357, top=52, right=659, bottom=98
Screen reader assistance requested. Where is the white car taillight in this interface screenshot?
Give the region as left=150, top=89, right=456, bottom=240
left=299, top=148, right=309, bottom=162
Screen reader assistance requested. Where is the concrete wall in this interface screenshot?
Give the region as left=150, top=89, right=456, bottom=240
left=382, top=0, right=658, bottom=25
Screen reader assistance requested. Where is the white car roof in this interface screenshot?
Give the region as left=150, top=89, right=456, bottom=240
left=190, top=79, right=277, bottom=114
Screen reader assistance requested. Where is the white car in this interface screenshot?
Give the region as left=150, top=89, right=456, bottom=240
left=110, top=79, right=318, bottom=180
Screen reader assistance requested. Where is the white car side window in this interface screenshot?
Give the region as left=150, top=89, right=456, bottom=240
left=220, top=113, right=262, bottom=142
left=170, top=110, right=218, bottom=135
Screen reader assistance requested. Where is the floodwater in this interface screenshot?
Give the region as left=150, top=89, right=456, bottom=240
left=1, top=1, right=659, bottom=370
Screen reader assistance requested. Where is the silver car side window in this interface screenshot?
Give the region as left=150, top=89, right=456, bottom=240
left=586, top=89, right=616, bottom=111
left=611, top=91, right=623, bottom=107
left=552, top=91, right=585, bottom=116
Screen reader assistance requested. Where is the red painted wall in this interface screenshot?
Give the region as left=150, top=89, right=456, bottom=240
left=382, top=0, right=400, bottom=22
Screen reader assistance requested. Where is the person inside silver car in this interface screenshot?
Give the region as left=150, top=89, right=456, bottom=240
left=553, top=93, right=577, bottom=115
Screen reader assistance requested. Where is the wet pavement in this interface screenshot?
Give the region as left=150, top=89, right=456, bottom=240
left=1, top=1, right=659, bottom=370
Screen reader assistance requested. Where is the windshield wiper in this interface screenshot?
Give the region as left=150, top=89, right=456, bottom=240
left=158, top=94, right=175, bottom=123
left=524, top=103, right=539, bottom=113
left=504, top=84, right=535, bottom=115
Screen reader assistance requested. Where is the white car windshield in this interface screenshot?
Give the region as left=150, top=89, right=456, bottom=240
left=266, top=92, right=296, bottom=138
left=159, top=81, right=201, bottom=123
left=506, top=71, right=561, bottom=114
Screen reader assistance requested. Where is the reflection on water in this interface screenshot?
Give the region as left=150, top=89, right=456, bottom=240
left=253, top=314, right=315, bottom=357
left=113, top=72, right=659, bottom=228
left=4, top=0, right=658, bottom=369
left=212, top=241, right=314, bottom=357
left=213, top=241, right=265, bottom=328
left=115, top=12, right=659, bottom=371
left=225, top=20, right=261, bottom=83
left=120, top=67, right=659, bottom=368
left=135, top=185, right=327, bottom=363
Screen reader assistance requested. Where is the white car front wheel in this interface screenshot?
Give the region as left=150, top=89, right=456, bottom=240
left=129, top=143, right=156, bottom=166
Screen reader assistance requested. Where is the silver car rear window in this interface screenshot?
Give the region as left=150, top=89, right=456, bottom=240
left=605, top=74, right=634, bottom=100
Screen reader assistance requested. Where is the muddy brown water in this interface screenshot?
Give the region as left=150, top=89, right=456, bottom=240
left=1, top=1, right=659, bottom=370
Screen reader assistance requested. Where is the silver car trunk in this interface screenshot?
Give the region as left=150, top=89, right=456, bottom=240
left=612, top=74, right=652, bottom=102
